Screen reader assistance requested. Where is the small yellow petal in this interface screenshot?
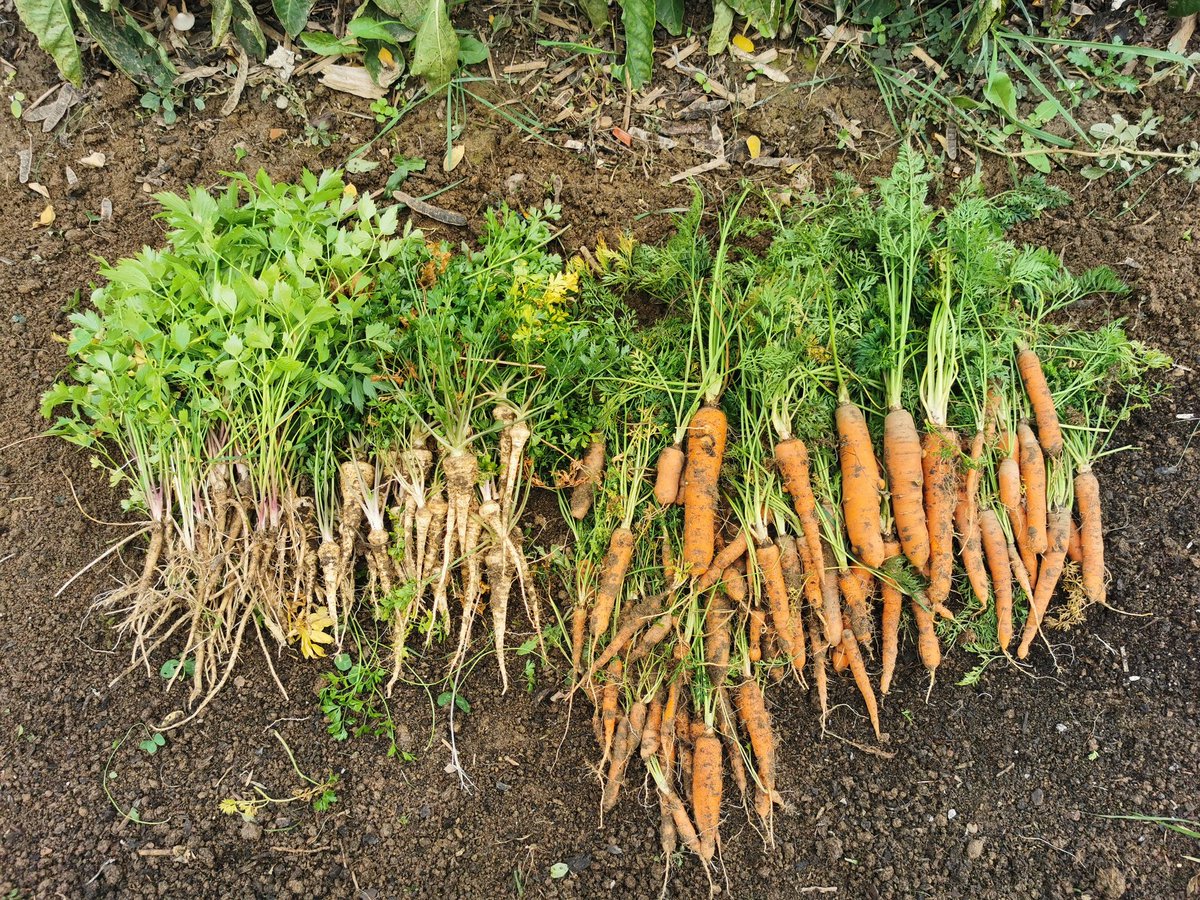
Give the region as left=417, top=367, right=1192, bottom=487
left=343, top=182, right=358, bottom=198
left=746, top=135, right=762, bottom=159
left=731, top=34, right=755, bottom=54
left=378, top=47, right=394, bottom=67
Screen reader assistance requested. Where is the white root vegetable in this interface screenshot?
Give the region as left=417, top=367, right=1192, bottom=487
left=486, top=545, right=512, bottom=694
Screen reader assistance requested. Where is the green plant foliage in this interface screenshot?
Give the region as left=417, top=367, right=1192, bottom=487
left=13, top=0, right=82, bottom=86
left=409, top=0, right=458, bottom=88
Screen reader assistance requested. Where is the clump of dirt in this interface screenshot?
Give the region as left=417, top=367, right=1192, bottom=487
left=2, top=23, right=1199, bottom=899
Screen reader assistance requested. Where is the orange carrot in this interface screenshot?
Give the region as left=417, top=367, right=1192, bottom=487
left=569, top=436, right=606, bottom=519
left=841, top=627, right=881, bottom=740
left=654, top=443, right=686, bottom=505
left=586, top=596, right=660, bottom=682
left=879, top=539, right=903, bottom=695
left=819, top=536, right=844, bottom=648
left=922, top=425, right=958, bottom=619
left=1074, top=467, right=1105, bottom=605
left=602, top=700, right=647, bottom=813
left=911, top=592, right=941, bottom=678
left=629, top=613, right=674, bottom=662
left=832, top=636, right=849, bottom=673
left=1017, top=506, right=1071, bottom=659
left=756, top=541, right=803, bottom=673
left=1017, top=346, right=1063, bottom=457
left=838, top=566, right=873, bottom=647
left=748, top=608, right=765, bottom=662
left=837, top=400, right=885, bottom=567
left=601, top=658, right=622, bottom=761
left=722, top=565, right=746, bottom=605
left=692, top=728, right=723, bottom=863
left=682, top=406, right=728, bottom=577
left=776, top=534, right=808, bottom=672
left=697, top=530, right=749, bottom=591
left=884, top=408, right=930, bottom=570
left=570, top=602, right=587, bottom=681
left=998, top=455, right=1034, bottom=574
left=705, top=592, right=734, bottom=689
left=1066, top=517, right=1083, bottom=564
left=590, top=526, right=635, bottom=640
left=957, top=432, right=989, bottom=608
left=978, top=509, right=1013, bottom=652
left=1017, top=421, right=1048, bottom=554
left=1008, top=538, right=1035, bottom=601
left=735, top=678, right=778, bottom=822
left=641, top=691, right=664, bottom=761
left=775, top=437, right=827, bottom=583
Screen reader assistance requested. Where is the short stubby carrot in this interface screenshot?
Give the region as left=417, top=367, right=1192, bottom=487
left=1017, top=346, right=1063, bottom=457
left=836, top=400, right=885, bottom=568
left=911, top=593, right=941, bottom=677
left=841, top=627, right=881, bottom=740
left=1075, top=467, right=1106, bottom=606
left=922, top=426, right=958, bottom=619
left=569, top=436, right=606, bottom=520
left=838, top=567, right=873, bottom=646
left=692, top=729, right=723, bottom=863
left=1017, top=421, right=1048, bottom=554
left=697, top=530, right=748, bottom=591
left=884, top=408, right=930, bottom=571
left=654, top=443, right=686, bottom=505
left=682, top=405, right=729, bottom=577
left=1017, top=506, right=1071, bottom=659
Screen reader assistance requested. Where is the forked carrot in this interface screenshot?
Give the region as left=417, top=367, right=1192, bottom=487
left=1017, top=506, right=1071, bottom=659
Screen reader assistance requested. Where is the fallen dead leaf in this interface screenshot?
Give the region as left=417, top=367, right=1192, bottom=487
left=37, top=205, right=56, bottom=227
left=65, top=166, right=77, bottom=186
left=28, top=182, right=50, bottom=199
left=78, top=151, right=107, bottom=168
left=268, top=128, right=286, bottom=141
left=320, top=64, right=398, bottom=100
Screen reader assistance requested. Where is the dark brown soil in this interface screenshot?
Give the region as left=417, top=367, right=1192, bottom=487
left=2, top=16, right=1199, bottom=899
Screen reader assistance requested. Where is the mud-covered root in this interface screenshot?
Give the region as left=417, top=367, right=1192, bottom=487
left=317, top=539, right=341, bottom=643
left=337, top=460, right=374, bottom=562
left=451, top=510, right=486, bottom=671
left=443, top=450, right=479, bottom=560
left=485, top=544, right=512, bottom=693
left=368, top=528, right=395, bottom=596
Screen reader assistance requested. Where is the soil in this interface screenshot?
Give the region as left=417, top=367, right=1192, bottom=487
left=2, top=10, right=1199, bottom=899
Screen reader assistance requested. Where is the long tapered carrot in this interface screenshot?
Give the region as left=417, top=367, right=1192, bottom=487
left=997, top=455, right=1035, bottom=572
left=1017, top=506, right=1071, bottom=658
left=601, top=658, right=622, bottom=761
left=841, top=627, right=881, bottom=740
left=836, top=400, right=885, bottom=568
left=641, top=691, right=664, bottom=762
left=570, top=602, right=587, bottom=681
left=734, top=678, right=778, bottom=822
left=697, top=530, right=749, bottom=591
left=979, top=508, right=1013, bottom=652
left=1074, top=467, right=1105, bottom=605
left=922, top=425, right=958, bottom=619
left=1017, top=345, right=1063, bottom=457
left=756, top=541, right=803, bottom=673
left=879, top=538, right=903, bottom=695
left=590, top=526, right=635, bottom=640
left=957, top=431, right=990, bottom=608
left=692, top=728, right=723, bottom=863
left=884, top=408, right=931, bottom=571
left=775, top=438, right=828, bottom=585
left=682, top=406, right=728, bottom=577
left=654, top=443, right=686, bottom=505
left=1017, top=421, right=1048, bottom=554
left=819, top=534, right=844, bottom=647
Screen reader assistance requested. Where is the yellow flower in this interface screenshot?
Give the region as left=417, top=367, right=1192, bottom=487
left=290, top=609, right=335, bottom=659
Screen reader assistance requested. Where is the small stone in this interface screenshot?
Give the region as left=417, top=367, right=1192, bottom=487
left=276, top=95, right=289, bottom=109
left=606, top=844, right=622, bottom=855
left=1056, top=723, right=1068, bottom=733
left=599, top=115, right=613, bottom=128
left=565, top=853, right=591, bottom=873
left=1031, top=788, right=1045, bottom=807
left=11, top=314, right=26, bottom=324
left=966, top=838, right=984, bottom=860
left=495, top=781, right=510, bottom=792
left=947, top=808, right=957, bottom=820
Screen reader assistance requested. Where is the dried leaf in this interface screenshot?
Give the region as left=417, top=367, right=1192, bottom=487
left=65, top=165, right=77, bottom=185
left=37, top=204, right=56, bottom=226
left=78, top=151, right=107, bottom=168
left=320, top=64, right=397, bottom=99
left=28, top=182, right=50, bottom=198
